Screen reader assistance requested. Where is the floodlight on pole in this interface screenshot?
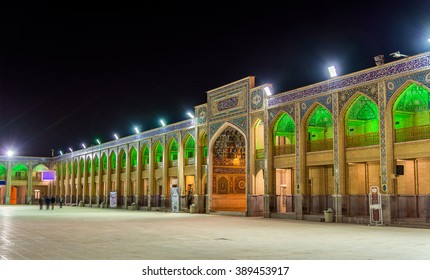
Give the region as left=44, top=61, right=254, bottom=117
left=59, top=150, right=63, bottom=155
left=96, top=139, right=101, bottom=145
left=264, top=86, right=272, bottom=96
left=69, top=147, right=73, bottom=153
left=7, top=150, right=13, bottom=157
left=160, top=120, right=166, bottom=127
left=187, top=112, right=194, bottom=119
left=82, top=143, right=86, bottom=149
left=114, top=134, right=119, bottom=140
left=328, top=66, right=337, bottom=78
left=134, top=126, right=140, bottom=134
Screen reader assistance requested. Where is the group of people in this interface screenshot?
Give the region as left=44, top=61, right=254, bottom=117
left=39, top=195, right=63, bottom=210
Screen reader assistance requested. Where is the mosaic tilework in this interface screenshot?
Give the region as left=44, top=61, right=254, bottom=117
left=299, top=94, right=333, bottom=118
left=338, top=83, right=378, bottom=113
left=332, top=93, right=339, bottom=193
left=250, top=88, right=264, bottom=111
left=295, top=103, right=301, bottom=193
left=181, top=129, right=195, bottom=140
left=268, top=103, right=295, bottom=125
left=378, top=82, right=387, bottom=192
left=208, top=78, right=250, bottom=122
left=230, top=116, right=247, bottom=134
left=269, top=53, right=430, bottom=107
left=386, top=70, right=430, bottom=102
left=196, top=105, right=208, bottom=125
left=167, top=132, right=179, bottom=144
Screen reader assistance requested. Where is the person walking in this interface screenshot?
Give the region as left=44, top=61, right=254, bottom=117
left=59, top=197, right=63, bottom=208
left=51, top=196, right=56, bottom=210
left=39, top=196, right=43, bottom=210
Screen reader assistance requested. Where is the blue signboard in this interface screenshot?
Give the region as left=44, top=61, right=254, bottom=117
left=0, top=180, right=5, bottom=185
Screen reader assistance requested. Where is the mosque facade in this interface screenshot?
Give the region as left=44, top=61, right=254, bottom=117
left=1, top=52, right=430, bottom=228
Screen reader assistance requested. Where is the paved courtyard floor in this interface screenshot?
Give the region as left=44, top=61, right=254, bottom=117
left=0, top=205, right=430, bottom=260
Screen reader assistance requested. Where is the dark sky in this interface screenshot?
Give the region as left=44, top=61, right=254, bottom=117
left=1, top=0, right=430, bottom=157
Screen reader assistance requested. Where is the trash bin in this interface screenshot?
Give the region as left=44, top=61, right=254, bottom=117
left=190, top=204, right=196, bottom=214
left=323, top=208, right=333, bottom=223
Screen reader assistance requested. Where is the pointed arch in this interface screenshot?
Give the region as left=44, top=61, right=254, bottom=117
left=0, top=164, right=6, bottom=179
left=342, top=92, right=380, bottom=147
left=109, top=151, right=117, bottom=170
left=12, top=163, right=28, bottom=179
left=130, top=146, right=137, bottom=167
left=141, top=144, right=149, bottom=169
left=183, top=133, right=196, bottom=159
left=101, top=153, right=108, bottom=171
left=272, top=111, right=295, bottom=155
left=119, top=148, right=126, bottom=169
left=153, top=141, right=163, bottom=164
left=93, top=155, right=99, bottom=173
left=389, top=81, right=430, bottom=143
left=304, top=103, right=333, bottom=152
left=86, top=156, right=92, bottom=173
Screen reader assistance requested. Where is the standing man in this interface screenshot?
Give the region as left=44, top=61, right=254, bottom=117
left=39, top=195, right=43, bottom=210
left=59, top=197, right=63, bottom=208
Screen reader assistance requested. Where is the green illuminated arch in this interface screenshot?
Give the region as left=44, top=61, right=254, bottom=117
left=0, top=164, right=6, bottom=178
left=155, top=143, right=163, bottom=163
left=86, top=158, right=91, bottom=173
left=307, top=105, right=333, bottom=141
left=130, top=147, right=137, bottom=167
left=273, top=112, right=295, bottom=144
left=102, top=154, right=107, bottom=171
left=184, top=135, right=195, bottom=159
left=345, top=95, right=379, bottom=146
left=142, top=146, right=149, bottom=165
left=110, top=152, right=117, bottom=169
left=33, top=164, right=48, bottom=173
left=12, top=164, right=28, bottom=177
left=73, top=160, right=78, bottom=175
left=80, top=159, right=84, bottom=173
left=120, top=151, right=126, bottom=168
left=169, top=139, right=178, bottom=161
left=394, top=83, right=430, bottom=129
left=94, top=156, right=99, bottom=172
left=62, top=163, right=66, bottom=176
left=393, top=83, right=430, bottom=142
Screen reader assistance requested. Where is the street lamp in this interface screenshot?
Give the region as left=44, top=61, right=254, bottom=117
left=6, top=150, right=13, bottom=157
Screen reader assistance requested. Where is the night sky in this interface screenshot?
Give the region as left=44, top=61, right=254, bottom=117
left=1, top=0, right=429, bottom=157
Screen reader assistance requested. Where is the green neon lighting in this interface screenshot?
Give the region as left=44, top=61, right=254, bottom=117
left=87, top=159, right=91, bottom=173
left=131, top=148, right=137, bottom=167
left=121, top=153, right=126, bottom=168
left=111, top=153, right=117, bottom=169
left=394, top=83, right=430, bottom=129
left=273, top=113, right=295, bottom=144
left=102, top=154, right=107, bottom=171
left=33, top=164, right=47, bottom=172
left=73, top=162, right=78, bottom=174
left=346, top=95, right=379, bottom=135
left=155, top=143, right=163, bottom=163
left=94, top=156, right=99, bottom=171
left=0, top=164, right=6, bottom=177
left=169, top=140, right=178, bottom=161
left=308, top=105, right=333, bottom=141
left=185, top=136, right=195, bottom=159
left=142, top=147, right=149, bottom=165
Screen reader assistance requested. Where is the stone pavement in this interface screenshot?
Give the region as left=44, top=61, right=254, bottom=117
left=1, top=205, right=430, bottom=260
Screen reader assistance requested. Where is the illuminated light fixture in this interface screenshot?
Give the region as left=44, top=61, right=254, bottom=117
left=328, top=66, right=337, bottom=78
left=96, top=139, right=101, bottom=145
left=82, top=143, right=86, bottom=149
left=428, top=38, right=430, bottom=43
left=59, top=150, right=63, bottom=155
left=160, top=120, right=166, bottom=127
left=7, top=150, right=13, bottom=157
left=187, top=112, right=194, bottom=119
left=69, top=147, right=73, bottom=153
left=134, top=126, right=139, bottom=134
left=264, top=86, right=272, bottom=96
left=114, top=133, right=119, bottom=140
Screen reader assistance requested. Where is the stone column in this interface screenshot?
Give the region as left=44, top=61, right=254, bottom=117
left=27, top=163, right=34, bottom=204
